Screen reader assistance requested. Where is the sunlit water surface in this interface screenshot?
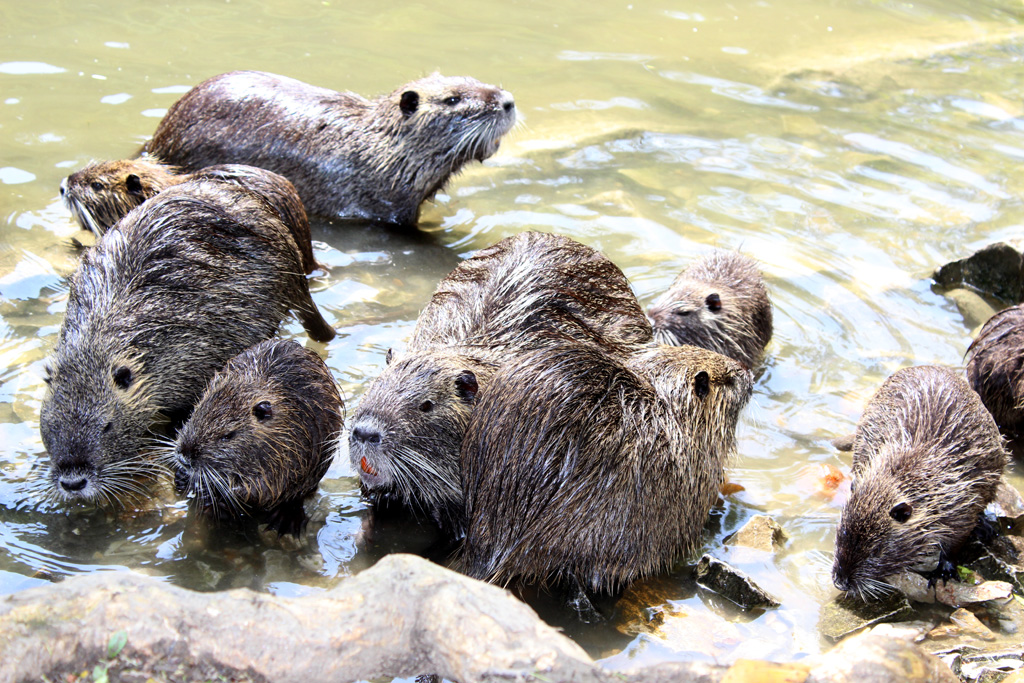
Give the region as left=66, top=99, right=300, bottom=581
left=3, top=0, right=1024, bottom=668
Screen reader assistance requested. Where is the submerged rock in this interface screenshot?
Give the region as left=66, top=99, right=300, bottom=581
left=724, top=515, right=788, bottom=553
left=694, top=554, right=780, bottom=610
left=819, top=593, right=915, bottom=642
left=805, top=631, right=958, bottom=683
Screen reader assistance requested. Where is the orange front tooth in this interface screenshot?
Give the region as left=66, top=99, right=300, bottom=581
left=360, top=456, right=378, bottom=476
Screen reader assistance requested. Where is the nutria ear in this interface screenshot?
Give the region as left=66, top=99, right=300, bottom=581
left=455, top=371, right=478, bottom=402
left=705, top=293, right=722, bottom=312
left=125, top=174, right=145, bottom=196
left=693, top=370, right=710, bottom=399
left=400, top=90, right=420, bottom=117
left=385, top=348, right=393, bottom=365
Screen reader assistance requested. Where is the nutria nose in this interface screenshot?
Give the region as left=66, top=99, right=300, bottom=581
left=351, top=425, right=382, bottom=445
left=503, top=100, right=514, bottom=112
left=59, top=475, right=88, bottom=492
left=59, top=178, right=67, bottom=196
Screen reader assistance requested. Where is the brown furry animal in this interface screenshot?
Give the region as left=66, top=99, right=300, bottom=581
left=648, top=250, right=772, bottom=369
left=60, top=160, right=318, bottom=274
left=145, top=70, right=517, bottom=226
left=173, top=339, right=343, bottom=536
left=459, top=342, right=754, bottom=593
left=966, top=304, right=1024, bottom=438
left=832, top=365, right=1008, bottom=600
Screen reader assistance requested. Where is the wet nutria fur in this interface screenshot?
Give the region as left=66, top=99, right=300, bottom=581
left=349, top=232, right=653, bottom=533
left=59, top=159, right=318, bottom=274
left=172, top=339, right=343, bottom=536
left=832, top=365, right=1008, bottom=600
left=145, top=70, right=517, bottom=226
left=39, top=179, right=335, bottom=505
left=407, top=231, right=652, bottom=353
left=966, top=304, right=1024, bottom=438
left=460, top=342, right=754, bottom=593
left=349, top=347, right=500, bottom=532
left=648, top=250, right=772, bottom=369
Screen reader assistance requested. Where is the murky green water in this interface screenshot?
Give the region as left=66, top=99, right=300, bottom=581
left=3, top=0, right=1024, bottom=668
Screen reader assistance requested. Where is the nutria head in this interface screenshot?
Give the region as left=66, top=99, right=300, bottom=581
left=348, top=347, right=498, bottom=532
left=60, top=158, right=179, bottom=235
left=39, top=335, right=163, bottom=505
left=173, top=339, right=343, bottom=527
left=648, top=251, right=772, bottom=369
left=375, top=74, right=517, bottom=200
left=831, top=365, right=1008, bottom=600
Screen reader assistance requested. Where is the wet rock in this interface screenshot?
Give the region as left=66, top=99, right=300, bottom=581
left=724, top=515, right=788, bottom=553
left=950, top=649, right=1024, bottom=682
left=933, top=242, right=1024, bottom=303
left=966, top=534, right=1024, bottom=593
left=805, top=632, right=958, bottom=683
left=944, top=287, right=999, bottom=330
left=947, top=608, right=999, bottom=642
left=612, top=574, right=686, bottom=635
left=695, top=554, right=781, bottom=610
left=819, top=593, right=915, bottom=642
left=887, top=570, right=1013, bottom=607
left=987, top=480, right=1024, bottom=526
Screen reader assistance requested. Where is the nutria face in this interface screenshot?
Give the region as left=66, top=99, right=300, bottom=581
left=966, top=304, right=1024, bottom=436
left=60, top=159, right=177, bottom=235
left=831, top=449, right=938, bottom=600
left=649, top=281, right=730, bottom=349
left=383, top=74, right=517, bottom=195
left=349, top=349, right=493, bottom=529
left=830, top=365, right=1008, bottom=601
left=173, top=340, right=341, bottom=519
left=39, top=345, right=160, bottom=505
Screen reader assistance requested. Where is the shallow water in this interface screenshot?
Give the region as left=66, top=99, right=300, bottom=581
left=3, top=0, right=1024, bottom=668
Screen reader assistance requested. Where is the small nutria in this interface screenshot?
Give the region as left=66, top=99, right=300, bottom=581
left=647, top=250, right=773, bottom=369
left=966, top=304, right=1024, bottom=437
left=407, top=231, right=652, bottom=353
left=831, top=365, right=1008, bottom=600
left=172, top=339, right=343, bottom=536
left=39, top=179, right=335, bottom=504
left=349, top=346, right=500, bottom=533
left=59, top=159, right=318, bottom=274
left=145, top=70, right=517, bottom=226
left=349, top=232, right=652, bottom=533
left=459, top=342, right=754, bottom=594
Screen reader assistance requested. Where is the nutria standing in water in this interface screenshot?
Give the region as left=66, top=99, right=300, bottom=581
left=172, top=339, right=343, bottom=536
left=648, top=250, right=772, bottom=369
left=39, top=179, right=335, bottom=504
left=966, top=304, right=1024, bottom=438
left=145, top=70, right=517, bottom=226
left=349, top=232, right=652, bottom=533
left=460, top=342, right=754, bottom=593
left=59, top=160, right=318, bottom=274
left=831, top=365, right=1008, bottom=600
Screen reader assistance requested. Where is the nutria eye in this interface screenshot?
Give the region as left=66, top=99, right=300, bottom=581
left=90, top=181, right=104, bottom=192
left=252, top=401, right=273, bottom=422
left=673, top=309, right=692, bottom=318
left=706, top=293, right=722, bottom=312
left=102, top=422, right=113, bottom=434
left=112, top=366, right=132, bottom=390
left=221, top=430, right=237, bottom=442
left=889, top=502, right=913, bottom=523
left=443, top=95, right=462, bottom=106
left=419, top=400, right=434, bottom=413
left=694, top=371, right=710, bottom=399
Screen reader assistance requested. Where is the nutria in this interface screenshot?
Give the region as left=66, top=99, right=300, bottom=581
left=647, top=250, right=772, bottom=369
left=407, top=231, right=652, bottom=353
left=349, top=346, right=500, bottom=533
left=39, top=179, right=335, bottom=504
left=459, top=342, right=754, bottom=594
left=831, top=365, right=1008, bottom=600
left=350, top=232, right=653, bottom=532
left=59, top=159, right=318, bottom=274
left=172, top=339, right=343, bottom=536
left=966, top=304, right=1024, bottom=437
left=145, top=70, right=517, bottom=226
